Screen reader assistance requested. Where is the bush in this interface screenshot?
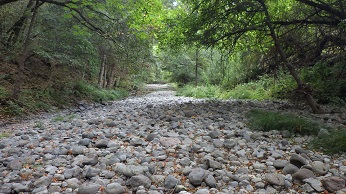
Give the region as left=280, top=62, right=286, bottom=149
left=177, top=85, right=221, bottom=99
left=246, top=109, right=322, bottom=135
left=301, top=59, right=346, bottom=105
left=309, top=129, right=346, bottom=154
left=73, top=81, right=128, bottom=102
left=0, top=86, right=9, bottom=99
left=0, top=132, right=10, bottom=139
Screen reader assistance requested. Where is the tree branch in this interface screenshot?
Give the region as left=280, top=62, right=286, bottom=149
left=297, top=0, right=345, bottom=19
left=273, top=19, right=340, bottom=26
left=0, top=0, right=19, bottom=6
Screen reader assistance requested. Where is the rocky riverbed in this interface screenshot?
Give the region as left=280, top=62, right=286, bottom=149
left=0, top=84, right=345, bottom=194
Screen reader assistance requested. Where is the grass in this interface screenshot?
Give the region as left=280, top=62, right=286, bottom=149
left=0, top=132, right=11, bottom=139
left=246, top=109, right=322, bottom=135
left=0, top=81, right=129, bottom=117
left=52, top=114, right=76, bottom=122
left=73, top=81, right=128, bottom=102
left=177, top=85, right=222, bottom=99
left=246, top=109, right=346, bottom=154
left=308, top=129, right=346, bottom=154
left=176, top=80, right=273, bottom=100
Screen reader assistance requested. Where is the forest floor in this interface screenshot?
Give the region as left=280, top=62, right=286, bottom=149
left=0, top=84, right=345, bottom=193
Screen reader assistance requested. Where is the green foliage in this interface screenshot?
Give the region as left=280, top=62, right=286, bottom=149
left=301, top=58, right=346, bottom=105
left=34, top=121, right=44, bottom=129
left=1, top=100, right=24, bottom=116
left=177, top=73, right=294, bottom=101
left=0, top=87, right=9, bottom=99
left=52, top=114, right=76, bottom=122
left=177, top=85, right=222, bottom=99
left=73, top=81, right=128, bottom=102
left=0, top=133, right=11, bottom=139
left=246, top=109, right=322, bottom=135
left=309, top=129, right=346, bottom=154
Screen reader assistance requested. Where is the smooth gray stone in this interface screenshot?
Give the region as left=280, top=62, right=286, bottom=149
left=82, top=154, right=98, bottom=166
left=77, top=183, right=101, bottom=194
left=322, top=176, right=346, bottom=193
left=7, top=159, right=22, bottom=170
left=164, top=175, right=179, bottom=189
left=205, top=174, right=217, bottom=188
left=207, top=159, right=223, bottom=170
left=273, top=160, right=289, bottom=169
left=66, top=178, right=81, bottom=189
left=292, top=168, right=316, bottom=182
left=12, top=183, right=30, bottom=193
left=303, top=178, right=325, bottom=192
left=71, top=146, right=85, bottom=155
left=290, top=154, right=308, bottom=168
left=283, top=164, right=299, bottom=175
left=126, top=175, right=152, bottom=188
left=208, top=131, right=219, bottom=139
left=82, top=166, right=100, bottom=178
left=309, top=161, right=329, bottom=175
left=188, top=167, right=207, bottom=186
left=95, top=139, right=109, bottom=148
left=224, top=139, right=237, bottom=149
left=195, top=188, right=210, bottom=194
left=78, top=138, right=91, bottom=146
left=32, top=186, right=49, bottom=194
left=105, top=183, right=126, bottom=194
left=265, top=173, right=285, bottom=186
left=33, top=176, right=52, bottom=187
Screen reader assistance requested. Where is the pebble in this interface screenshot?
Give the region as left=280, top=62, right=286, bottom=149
left=164, top=175, right=179, bottom=189
left=0, top=85, right=345, bottom=193
left=322, top=176, right=346, bottom=192
left=105, top=182, right=125, bottom=194
left=188, top=168, right=207, bottom=186
left=292, top=168, right=316, bottom=182
left=77, top=182, right=101, bottom=194
left=265, top=173, right=285, bottom=186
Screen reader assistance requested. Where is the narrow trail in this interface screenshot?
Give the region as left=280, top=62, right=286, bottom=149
left=0, top=84, right=345, bottom=194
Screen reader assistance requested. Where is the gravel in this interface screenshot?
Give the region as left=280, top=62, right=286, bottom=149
left=0, top=84, right=345, bottom=193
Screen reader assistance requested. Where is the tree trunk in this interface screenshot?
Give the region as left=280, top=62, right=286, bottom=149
left=12, top=0, right=39, bottom=100
left=106, top=63, right=117, bottom=89
left=195, top=48, right=199, bottom=86
left=6, top=0, right=35, bottom=47
left=98, top=54, right=106, bottom=88
left=258, top=0, right=323, bottom=113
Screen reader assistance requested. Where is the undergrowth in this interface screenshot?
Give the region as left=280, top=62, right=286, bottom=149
left=246, top=109, right=345, bottom=154
left=0, top=81, right=129, bottom=116
left=0, top=132, right=11, bottom=139
left=308, top=129, right=346, bottom=154
left=177, top=73, right=295, bottom=101
left=246, top=109, right=322, bottom=135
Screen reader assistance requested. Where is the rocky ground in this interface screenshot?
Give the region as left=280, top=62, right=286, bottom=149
left=0, top=84, right=345, bottom=194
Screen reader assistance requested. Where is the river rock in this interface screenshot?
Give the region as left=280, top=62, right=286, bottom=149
left=290, top=154, right=308, bottom=168
left=188, top=168, right=207, bottom=186
left=322, top=176, right=346, bottom=192
left=292, top=168, right=316, bottom=182
left=105, top=182, right=126, bottom=194
left=126, top=175, right=152, bottom=188
left=77, top=182, right=101, bottom=194
left=265, top=173, right=285, bottom=186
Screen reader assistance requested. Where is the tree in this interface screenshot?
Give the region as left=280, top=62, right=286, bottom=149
left=180, top=0, right=345, bottom=113
left=1, top=0, right=164, bottom=101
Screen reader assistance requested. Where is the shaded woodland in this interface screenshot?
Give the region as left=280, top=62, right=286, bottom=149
left=0, top=0, right=345, bottom=115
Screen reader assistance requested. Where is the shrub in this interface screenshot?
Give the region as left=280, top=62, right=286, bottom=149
left=0, top=133, right=10, bottom=139
left=0, top=87, right=9, bottom=99
left=309, top=129, right=346, bottom=154
left=246, top=109, right=322, bottom=135
left=177, top=85, right=221, bottom=99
